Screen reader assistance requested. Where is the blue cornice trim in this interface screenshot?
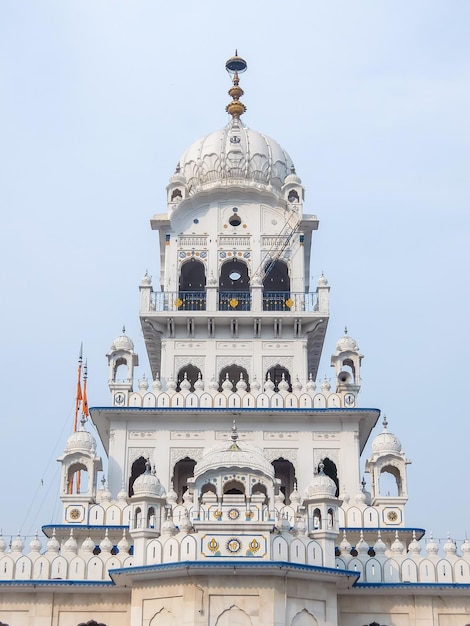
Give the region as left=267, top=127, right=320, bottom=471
left=109, top=559, right=356, bottom=577
left=91, top=406, right=380, bottom=414
left=0, top=580, right=115, bottom=587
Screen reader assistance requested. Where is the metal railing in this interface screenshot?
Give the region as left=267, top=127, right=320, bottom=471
left=218, top=292, right=251, bottom=311
left=149, top=291, right=318, bottom=312
left=151, top=291, right=206, bottom=311
left=263, top=291, right=318, bottom=312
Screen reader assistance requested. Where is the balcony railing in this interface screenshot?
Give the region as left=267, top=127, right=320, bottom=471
left=218, top=292, right=251, bottom=311
left=149, top=291, right=318, bottom=312
left=151, top=291, right=206, bottom=311
left=263, top=291, right=317, bottom=312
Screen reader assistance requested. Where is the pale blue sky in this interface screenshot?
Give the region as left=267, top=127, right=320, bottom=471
left=1, top=1, right=469, bottom=545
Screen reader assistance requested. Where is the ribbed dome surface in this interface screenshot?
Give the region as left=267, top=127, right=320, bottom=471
left=177, top=118, right=294, bottom=195
left=195, top=440, right=274, bottom=478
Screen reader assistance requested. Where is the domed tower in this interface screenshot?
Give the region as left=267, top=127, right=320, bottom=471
left=303, top=462, right=341, bottom=568
left=57, top=419, right=102, bottom=524
left=330, top=328, right=363, bottom=402
left=129, top=460, right=167, bottom=564
left=365, top=416, right=411, bottom=527
left=191, top=422, right=277, bottom=559
left=140, top=52, right=328, bottom=394
left=106, top=327, right=139, bottom=405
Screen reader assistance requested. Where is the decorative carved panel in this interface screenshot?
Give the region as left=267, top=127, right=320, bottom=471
left=264, top=431, right=298, bottom=441
left=170, top=448, right=203, bottom=464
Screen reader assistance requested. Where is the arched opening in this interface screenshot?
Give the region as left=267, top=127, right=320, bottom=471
left=172, top=457, right=196, bottom=503
left=176, top=364, right=202, bottom=392
left=251, top=482, right=267, bottom=504
left=287, top=190, right=299, bottom=203
left=266, top=365, right=292, bottom=391
left=263, top=260, right=290, bottom=311
left=147, top=506, right=156, bottom=528
left=218, top=365, right=250, bottom=392
left=272, top=458, right=296, bottom=504
left=134, top=506, right=142, bottom=529
left=200, top=482, right=217, bottom=502
left=313, top=507, right=322, bottom=529
left=223, top=479, right=245, bottom=495
left=128, top=456, right=146, bottom=497
left=113, top=358, right=129, bottom=382
left=171, top=188, right=182, bottom=201
left=67, top=463, right=89, bottom=495
left=178, top=259, right=206, bottom=310
left=318, top=457, right=339, bottom=497
left=219, top=259, right=250, bottom=310
left=379, top=466, right=401, bottom=497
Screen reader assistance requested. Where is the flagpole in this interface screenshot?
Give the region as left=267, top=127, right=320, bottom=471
left=73, top=343, right=83, bottom=433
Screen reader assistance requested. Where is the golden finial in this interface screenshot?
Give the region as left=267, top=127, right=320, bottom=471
left=225, top=51, right=247, bottom=118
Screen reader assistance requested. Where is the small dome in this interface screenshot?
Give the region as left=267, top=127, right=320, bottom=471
left=177, top=118, right=295, bottom=197
left=141, top=272, right=152, bottom=286
left=335, top=329, right=359, bottom=353
left=283, top=164, right=302, bottom=186
left=117, top=531, right=130, bottom=553
left=99, top=532, right=113, bottom=554
left=29, top=533, right=42, bottom=553
left=318, top=273, right=328, bottom=287
left=111, top=327, right=134, bottom=352
left=371, top=416, right=402, bottom=455
left=10, top=533, right=24, bottom=553
left=64, top=426, right=96, bottom=454
left=195, top=423, right=274, bottom=479
left=64, top=530, right=78, bottom=554
left=46, top=531, right=59, bottom=553
left=138, top=375, right=149, bottom=392
left=133, top=464, right=166, bottom=498
left=81, top=536, right=95, bottom=553
left=305, top=465, right=337, bottom=499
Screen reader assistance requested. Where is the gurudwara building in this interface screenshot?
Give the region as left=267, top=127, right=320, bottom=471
left=1, top=54, right=470, bottom=626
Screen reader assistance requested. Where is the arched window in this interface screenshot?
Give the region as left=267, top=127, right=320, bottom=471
left=171, top=188, right=182, bottom=201
left=172, top=457, right=196, bottom=503
left=263, top=260, right=290, bottom=311
left=113, top=357, right=129, bottom=382
left=272, top=458, right=296, bottom=504
left=318, top=457, right=339, bottom=497
left=223, top=479, right=245, bottom=495
left=266, top=365, right=292, bottom=392
left=67, top=463, right=89, bottom=495
left=379, top=466, right=401, bottom=496
left=176, top=364, right=202, bottom=392
left=218, top=365, right=250, bottom=392
left=128, top=456, right=146, bottom=497
left=178, top=259, right=206, bottom=310
left=219, top=259, right=250, bottom=310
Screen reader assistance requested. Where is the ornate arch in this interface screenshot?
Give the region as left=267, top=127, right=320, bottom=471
left=170, top=448, right=203, bottom=465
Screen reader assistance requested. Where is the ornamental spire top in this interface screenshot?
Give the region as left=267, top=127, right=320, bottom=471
left=225, top=50, right=247, bottom=118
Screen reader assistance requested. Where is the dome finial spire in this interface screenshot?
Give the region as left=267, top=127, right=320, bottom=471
left=225, top=51, right=247, bottom=119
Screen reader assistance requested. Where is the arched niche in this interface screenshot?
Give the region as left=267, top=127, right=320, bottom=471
left=176, top=364, right=202, bottom=392
left=317, top=457, right=339, bottom=497
left=223, top=479, right=245, bottom=495
left=66, top=462, right=89, bottom=495
left=172, top=457, right=196, bottom=503
left=272, top=458, right=296, bottom=504
left=178, top=258, right=206, bottom=310
left=266, top=365, right=292, bottom=392
left=378, top=465, right=402, bottom=496
left=219, top=259, right=250, bottom=311
left=128, top=456, right=146, bottom=497
left=218, top=365, right=250, bottom=392
left=263, top=260, right=290, bottom=311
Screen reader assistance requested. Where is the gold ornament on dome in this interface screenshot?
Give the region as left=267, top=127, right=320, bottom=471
left=225, top=51, right=248, bottom=119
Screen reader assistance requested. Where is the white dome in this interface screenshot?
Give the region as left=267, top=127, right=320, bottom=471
left=195, top=429, right=274, bottom=479
left=305, top=469, right=337, bottom=499
left=177, top=118, right=294, bottom=196
left=111, top=329, right=134, bottom=352
left=64, top=428, right=96, bottom=454
left=133, top=468, right=166, bottom=498
left=371, top=417, right=402, bottom=454
left=335, top=332, right=359, bottom=353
